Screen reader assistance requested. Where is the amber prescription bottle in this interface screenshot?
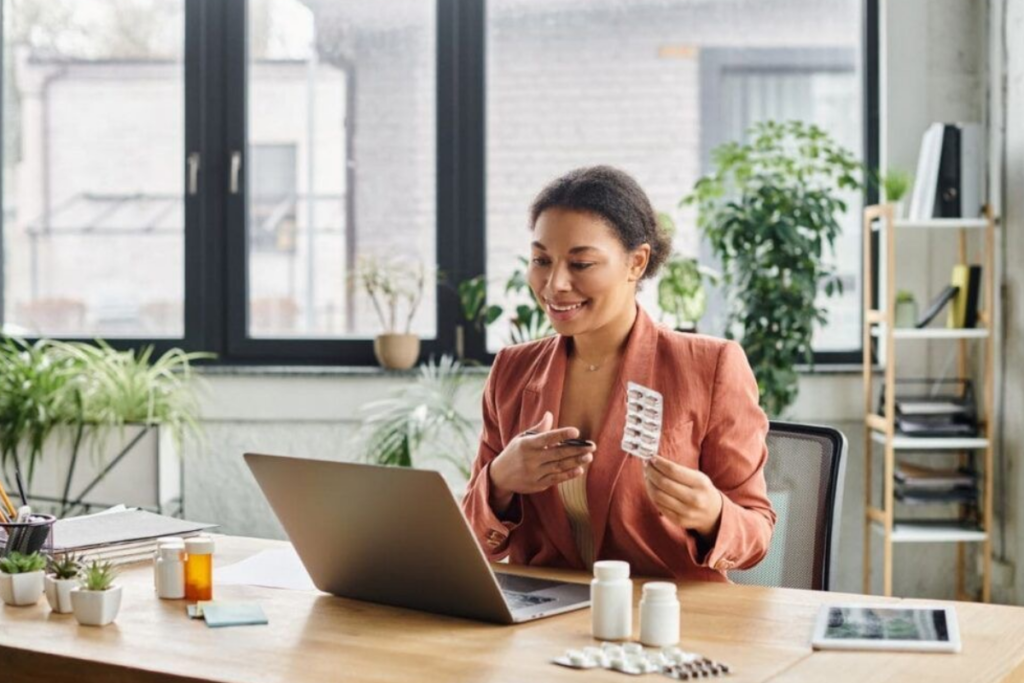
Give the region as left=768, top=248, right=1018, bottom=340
left=185, top=535, right=214, bottom=601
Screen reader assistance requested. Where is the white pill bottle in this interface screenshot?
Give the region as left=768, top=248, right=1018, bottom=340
left=591, top=560, right=633, bottom=641
left=639, top=581, right=680, bottom=647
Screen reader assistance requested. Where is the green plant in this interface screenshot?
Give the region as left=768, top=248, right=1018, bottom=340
left=0, top=338, right=212, bottom=489
left=896, top=290, right=915, bottom=304
left=0, top=551, right=47, bottom=574
left=456, top=258, right=553, bottom=346
left=356, top=256, right=427, bottom=334
left=359, top=355, right=478, bottom=478
left=47, top=553, right=82, bottom=580
left=683, top=120, right=861, bottom=417
left=0, top=338, right=83, bottom=482
left=655, top=213, right=720, bottom=329
left=882, top=168, right=913, bottom=203
left=79, top=560, right=118, bottom=591
left=657, top=256, right=720, bottom=329
left=51, top=340, right=213, bottom=446
left=457, top=276, right=503, bottom=333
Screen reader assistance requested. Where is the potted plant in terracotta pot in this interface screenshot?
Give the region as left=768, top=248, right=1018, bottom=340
left=45, top=553, right=81, bottom=614
left=71, top=560, right=121, bottom=626
left=0, top=551, right=47, bottom=606
left=357, top=256, right=428, bottom=370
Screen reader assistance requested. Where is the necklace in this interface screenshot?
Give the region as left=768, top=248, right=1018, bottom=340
left=573, top=347, right=618, bottom=372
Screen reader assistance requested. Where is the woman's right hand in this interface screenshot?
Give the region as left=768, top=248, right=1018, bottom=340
left=488, top=411, right=595, bottom=515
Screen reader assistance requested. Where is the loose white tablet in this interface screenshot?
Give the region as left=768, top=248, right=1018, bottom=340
left=811, top=604, right=961, bottom=653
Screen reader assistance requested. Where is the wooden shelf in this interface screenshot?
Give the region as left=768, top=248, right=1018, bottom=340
left=870, top=217, right=990, bottom=231
left=870, top=326, right=989, bottom=340
left=870, top=520, right=988, bottom=543
left=869, top=430, right=988, bottom=450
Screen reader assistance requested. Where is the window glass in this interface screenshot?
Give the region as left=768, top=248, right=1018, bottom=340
left=246, top=0, right=437, bottom=338
left=486, top=0, right=863, bottom=352
left=2, top=0, right=185, bottom=337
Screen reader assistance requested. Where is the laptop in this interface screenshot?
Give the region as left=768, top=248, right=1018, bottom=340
left=244, top=453, right=591, bottom=624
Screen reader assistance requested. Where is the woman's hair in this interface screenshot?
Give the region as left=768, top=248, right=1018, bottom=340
left=529, top=165, right=671, bottom=281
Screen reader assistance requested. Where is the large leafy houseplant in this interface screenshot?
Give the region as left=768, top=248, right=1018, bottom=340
left=683, top=120, right=861, bottom=417
left=359, top=355, right=479, bottom=479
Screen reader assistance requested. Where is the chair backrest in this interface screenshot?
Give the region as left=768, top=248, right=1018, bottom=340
left=729, top=421, right=847, bottom=591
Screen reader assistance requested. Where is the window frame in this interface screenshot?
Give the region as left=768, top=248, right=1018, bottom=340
left=0, top=0, right=878, bottom=368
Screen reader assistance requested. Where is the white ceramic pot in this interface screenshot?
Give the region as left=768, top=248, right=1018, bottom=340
left=894, top=300, right=918, bottom=328
left=0, top=570, right=45, bottom=606
left=45, top=575, right=78, bottom=614
left=373, top=333, right=420, bottom=370
left=71, top=585, right=122, bottom=626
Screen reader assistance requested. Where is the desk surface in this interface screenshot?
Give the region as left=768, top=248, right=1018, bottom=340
left=2, top=536, right=1024, bottom=683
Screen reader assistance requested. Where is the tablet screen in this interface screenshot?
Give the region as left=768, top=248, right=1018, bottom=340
left=823, top=606, right=950, bottom=641
left=812, top=605, right=961, bottom=653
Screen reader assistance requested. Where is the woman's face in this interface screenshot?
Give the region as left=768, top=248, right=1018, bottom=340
left=528, top=207, right=649, bottom=337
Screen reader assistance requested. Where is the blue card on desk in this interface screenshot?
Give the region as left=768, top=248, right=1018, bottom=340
left=199, top=602, right=268, bottom=628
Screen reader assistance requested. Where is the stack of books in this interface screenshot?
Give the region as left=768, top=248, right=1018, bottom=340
left=895, top=462, right=978, bottom=505
left=47, top=507, right=217, bottom=566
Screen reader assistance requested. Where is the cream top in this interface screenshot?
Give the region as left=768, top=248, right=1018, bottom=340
left=558, top=470, right=595, bottom=568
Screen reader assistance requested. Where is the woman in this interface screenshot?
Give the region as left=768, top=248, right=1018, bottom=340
left=461, top=166, right=775, bottom=582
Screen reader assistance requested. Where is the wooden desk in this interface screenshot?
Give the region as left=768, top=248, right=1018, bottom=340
left=2, top=536, right=1024, bottom=682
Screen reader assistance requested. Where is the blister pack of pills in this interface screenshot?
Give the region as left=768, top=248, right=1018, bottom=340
left=553, top=644, right=731, bottom=679
left=622, top=382, right=663, bottom=460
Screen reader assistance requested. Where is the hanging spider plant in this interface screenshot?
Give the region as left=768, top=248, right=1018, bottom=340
left=358, top=355, right=479, bottom=479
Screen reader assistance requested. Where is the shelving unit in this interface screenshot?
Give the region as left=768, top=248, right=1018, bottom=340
left=861, top=204, right=997, bottom=601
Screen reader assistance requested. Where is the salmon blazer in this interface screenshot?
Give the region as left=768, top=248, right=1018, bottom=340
left=461, top=305, right=776, bottom=582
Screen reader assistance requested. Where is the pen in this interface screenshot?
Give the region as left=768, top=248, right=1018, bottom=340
left=12, top=460, right=28, bottom=507
left=0, top=476, right=16, bottom=519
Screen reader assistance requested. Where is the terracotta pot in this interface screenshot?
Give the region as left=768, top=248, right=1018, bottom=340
left=72, top=585, right=122, bottom=626
left=0, top=570, right=45, bottom=606
left=45, top=575, right=77, bottom=614
left=373, top=334, right=420, bottom=370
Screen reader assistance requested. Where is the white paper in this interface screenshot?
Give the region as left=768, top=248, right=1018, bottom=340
left=214, top=547, right=317, bottom=591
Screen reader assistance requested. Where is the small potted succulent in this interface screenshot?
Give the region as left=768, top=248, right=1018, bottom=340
left=0, top=551, right=47, bottom=606
left=71, top=560, right=121, bottom=626
left=45, top=553, right=82, bottom=614
left=894, top=290, right=918, bottom=328
left=882, top=168, right=913, bottom=219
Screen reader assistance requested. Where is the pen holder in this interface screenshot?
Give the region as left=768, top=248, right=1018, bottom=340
left=0, top=514, right=56, bottom=558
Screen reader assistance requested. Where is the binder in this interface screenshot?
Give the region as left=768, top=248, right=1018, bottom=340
left=947, top=265, right=970, bottom=328
left=935, top=124, right=961, bottom=218
left=964, top=265, right=982, bottom=328
left=909, top=124, right=944, bottom=220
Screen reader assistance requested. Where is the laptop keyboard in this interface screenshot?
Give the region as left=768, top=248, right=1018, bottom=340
left=503, top=590, right=556, bottom=611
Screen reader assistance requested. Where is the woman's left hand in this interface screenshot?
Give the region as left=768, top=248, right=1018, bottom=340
left=643, top=456, right=724, bottom=541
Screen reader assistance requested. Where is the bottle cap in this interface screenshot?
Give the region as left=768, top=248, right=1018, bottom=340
left=156, top=536, right=185, bottom=547
left=158, top=545, right=185, bottom=561
left=593, top=560, right=630, bottom=580
left=185, top=535, right=215, bottom=555
left=641, top=581, right=677, bottom=600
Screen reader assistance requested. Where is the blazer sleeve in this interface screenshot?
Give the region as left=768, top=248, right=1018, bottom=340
left=691, top=341, right=776, bottom=572
left=460, top=350, right=523, bottom=560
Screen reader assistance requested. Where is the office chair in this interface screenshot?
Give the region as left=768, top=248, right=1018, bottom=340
left=729, top=421, right=847, bottom=591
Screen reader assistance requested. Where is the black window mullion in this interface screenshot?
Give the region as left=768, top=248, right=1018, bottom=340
left=451, top=0, right=487, bottom=363
left=185, top=0, right=226, bottom=359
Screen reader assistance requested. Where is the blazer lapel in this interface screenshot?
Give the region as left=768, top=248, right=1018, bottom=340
left=587, top=305, right=658, bottom=560
left=521, top=335, right=583, bottom=566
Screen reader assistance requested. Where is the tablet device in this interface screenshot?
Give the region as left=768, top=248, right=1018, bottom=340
left=811, top=604, right=961, bottom=653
